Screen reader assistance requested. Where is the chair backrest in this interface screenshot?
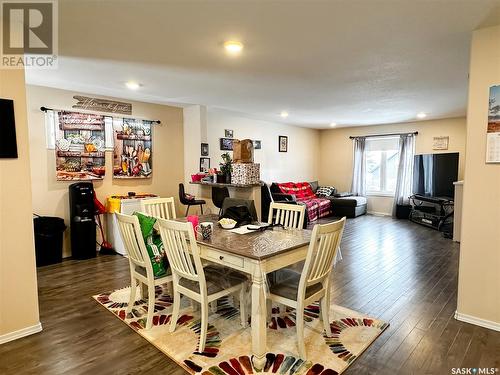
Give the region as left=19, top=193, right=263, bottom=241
left=141, top=197, right=177, bottom=220
left=156, top=218, right=206, bottom=289
left=211, top=187, right=230, bottom=209
left=179, top=183, right=190, bottom=205
left=268, top=202, right=306, bottom=229
left=221, top=198, right=258, bottom=221
left=115, top=212, right=153, bottom=275
left=298, top=217, right=346, bottom=295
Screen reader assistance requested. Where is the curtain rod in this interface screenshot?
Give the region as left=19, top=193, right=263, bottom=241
left=40, top=106, right=161, bottom=124
left=349, top=131, right=418, bottom=139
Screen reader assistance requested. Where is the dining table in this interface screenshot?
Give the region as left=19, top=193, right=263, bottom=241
left=179, top=214, right=312, bottom=371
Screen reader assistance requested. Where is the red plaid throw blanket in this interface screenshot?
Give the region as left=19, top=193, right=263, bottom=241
left=277, top=182, right=332, bottom=222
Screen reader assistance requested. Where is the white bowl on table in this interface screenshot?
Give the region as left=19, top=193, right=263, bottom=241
left=218, top=218, right=237, bottom=229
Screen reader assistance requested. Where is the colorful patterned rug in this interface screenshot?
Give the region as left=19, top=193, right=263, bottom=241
left=93, top=285, right=388, bottom=374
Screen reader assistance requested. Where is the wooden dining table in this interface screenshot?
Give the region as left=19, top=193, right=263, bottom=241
left=180, top=214, right=312, bottom=370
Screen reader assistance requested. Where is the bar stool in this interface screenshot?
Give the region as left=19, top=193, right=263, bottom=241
left=211, top=186, right=230, bottom=216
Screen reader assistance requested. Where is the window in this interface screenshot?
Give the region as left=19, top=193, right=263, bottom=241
left=365, top=137, right=400, bottom=195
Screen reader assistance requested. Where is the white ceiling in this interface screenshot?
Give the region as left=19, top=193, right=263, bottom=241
left=26, top=0, right=500, bottom=128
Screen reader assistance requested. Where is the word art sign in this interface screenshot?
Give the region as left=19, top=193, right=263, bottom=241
left=72, top=95, right=132, bottom=115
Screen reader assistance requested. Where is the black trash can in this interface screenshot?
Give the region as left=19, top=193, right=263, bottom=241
left=33, top=216, right=66, bottom=267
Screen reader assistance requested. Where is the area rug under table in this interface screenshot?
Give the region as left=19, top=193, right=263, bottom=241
left=93, top=285, right=388, bottom=375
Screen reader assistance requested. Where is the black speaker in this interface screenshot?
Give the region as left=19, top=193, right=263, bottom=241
left=69, top=182, right=96, bottom=259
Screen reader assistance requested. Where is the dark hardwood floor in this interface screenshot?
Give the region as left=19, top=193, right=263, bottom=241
left=1, top=215, right=499, bottom=374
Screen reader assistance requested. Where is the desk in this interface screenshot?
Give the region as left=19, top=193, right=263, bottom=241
left=182, top=215, right=312, bottom=370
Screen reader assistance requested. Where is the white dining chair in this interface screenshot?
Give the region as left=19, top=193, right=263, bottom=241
left=267, top=202, right=306, bottom=229
left=267, top=216, right=346, bottom=359
left=157, top=218, right=248, bottom=352
left=115, top=212, right=173, bottom=330
left=140, top=197, right=177, bottom=220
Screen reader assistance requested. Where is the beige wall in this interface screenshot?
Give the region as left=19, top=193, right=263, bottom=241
left=457, top=25, right=500, bottom=328
left=0, top=71, right=40, bottom=338
left=206, top=109, right=321, bottom=183
left=26, top=85, right=184, bottom=258
left=319, top=117, right=467, bottom=214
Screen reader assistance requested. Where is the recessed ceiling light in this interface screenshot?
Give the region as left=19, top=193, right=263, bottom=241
left=280, top=111, right=289, bottom=118
left=125, top=81, right=141, bottom=90
left=223, top=40, right=244, bottom=54
left=416, top=112, right=427, bottom=119
left=330, top=122, right=337, bottom=127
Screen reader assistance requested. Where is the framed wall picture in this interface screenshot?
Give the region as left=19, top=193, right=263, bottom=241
left=220, top=137, right=234, bottom=151
left=253, top=140, right=262, bottom=150
left=201, top=142, right=209, bottom=156
left=432, top=136, right=449, bottom=150
left=487, top=85, right=500, bottom=163
left=200, top=157, right=210, bottom=172
left=279, top=135, right=288, bottom=152
left=225, top=129, right=234, bottom=138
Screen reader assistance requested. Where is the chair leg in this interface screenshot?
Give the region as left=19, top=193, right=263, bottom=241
left=170, top=289, right=181, bottom=333
left=200, top=204, right=204, bottom=215
left=321, top=296, right=332, bottom=336
left=185, top=205, right=190, bottom=217
left=146, top=282, right=155, bottom=329
left=296, top=305, right=307, bottom=359
left=210, top=301, right=218, bottom=313
left=239, top=286, right=247, bottom=328
left=199, top=302, right=208, bottom=353
left=267, top=300, right=272, bottom=322
left=126, top=277, right=137, bottom=314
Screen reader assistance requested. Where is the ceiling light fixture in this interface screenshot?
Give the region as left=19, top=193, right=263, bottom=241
left=125, top=81, right=141, bottom=90
left=280, top=111, right=289, bottom=118
left=224, top=40, right=244, bottom=54
left=416, top=112, right=427, bottom=119
left=330, top=122, right=337, bottom=127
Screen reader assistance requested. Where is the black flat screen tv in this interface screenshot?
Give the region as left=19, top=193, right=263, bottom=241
left=412, top=152, right=459, bottom=199
left=0, top=98, right=18, bottom=158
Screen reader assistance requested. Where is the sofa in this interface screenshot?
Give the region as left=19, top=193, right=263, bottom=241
left=262, top=181, right=367, bottom=224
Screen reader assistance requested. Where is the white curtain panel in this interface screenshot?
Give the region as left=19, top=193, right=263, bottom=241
left=350, top=137, right=367, bottom=196
left=392, top=134, right=416, bottom=216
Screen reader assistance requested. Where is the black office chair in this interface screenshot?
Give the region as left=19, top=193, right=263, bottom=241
left=179, top=183, right=206, bottom=216
left=221, top=198, right=258, bottom=222
left=212, top=187, right=230, bottom=216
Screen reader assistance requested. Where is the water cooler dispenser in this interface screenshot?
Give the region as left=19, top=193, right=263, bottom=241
left=69, top=182, right=96, bottom=259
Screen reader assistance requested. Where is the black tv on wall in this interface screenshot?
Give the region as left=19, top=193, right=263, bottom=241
left=412, top=152, right=459, bottom=199
left=0, top=99, right=18, bottom=158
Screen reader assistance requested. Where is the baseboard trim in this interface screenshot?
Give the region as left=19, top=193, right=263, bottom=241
left=0, top=322, right=42, bottom=345
left=454, top=311, right=500, bottom=332
left=367, top=211, right=392, bottom=217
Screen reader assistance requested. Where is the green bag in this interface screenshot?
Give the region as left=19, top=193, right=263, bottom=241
left=133, top=212, right=169, bottom=277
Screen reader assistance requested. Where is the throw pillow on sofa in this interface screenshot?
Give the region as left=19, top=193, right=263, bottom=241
left=316, top=186, right=336, bottom=197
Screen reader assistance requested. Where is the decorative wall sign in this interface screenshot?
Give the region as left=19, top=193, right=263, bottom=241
left=253, top=140, right=262, bottom=150
left=220, top=138, right=234, bottom=151
left=432, top=136, right=449, bottom=150
left=279, top=135, right=288, bottom=152
left=55, top=111, right=106, bottom=181
left=225, top=129, right=234, bottom=138
left=113, top=118, right=153, bottom=178
left=201, top=143, right=209, bottom=156
left=487, top=85, right=500, bottom=163
left=0, top=99, right=18, bottom=158
left=72, top=95, right=132, bottom=115
left=200, top=157, right=210, bottom=172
